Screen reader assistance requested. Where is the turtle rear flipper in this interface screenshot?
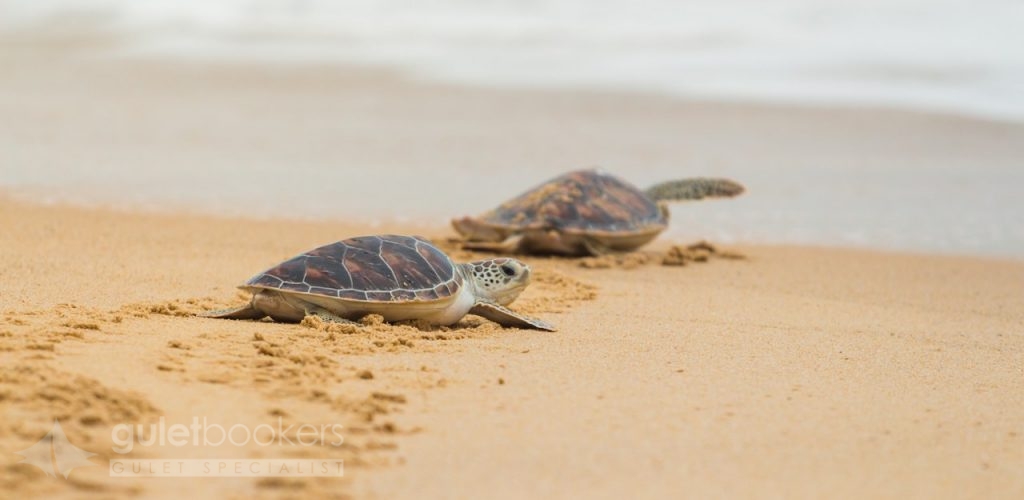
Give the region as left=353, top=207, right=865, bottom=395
left=645, top=178, right=745, bottom=202
left=470, top=301, right=556, bottom=331
left=200, top=303, right=266, bottom=320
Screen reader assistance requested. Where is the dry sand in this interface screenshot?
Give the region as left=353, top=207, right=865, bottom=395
left=1, top=197, right=1022, bottom=500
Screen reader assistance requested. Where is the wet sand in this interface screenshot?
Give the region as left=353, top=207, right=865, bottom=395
left=2, top=30, right=1024, bottom=255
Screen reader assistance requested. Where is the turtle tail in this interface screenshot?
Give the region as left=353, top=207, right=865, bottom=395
left=644, top=178, right=745, bottom=202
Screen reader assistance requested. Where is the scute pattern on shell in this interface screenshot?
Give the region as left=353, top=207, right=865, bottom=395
left=480, top=169, right=665, bottom=233
left=247, top=235, right=461, bottom=303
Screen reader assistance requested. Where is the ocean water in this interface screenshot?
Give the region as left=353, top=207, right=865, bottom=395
left=3, top=0, right=1024, bottom=122
left=1, top=0, right=1023, bottom=257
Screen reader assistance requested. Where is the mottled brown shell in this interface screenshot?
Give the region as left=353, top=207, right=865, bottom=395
left=479, top=169, right=665, bottom=235
left=246, top=235, right=461, bottom=303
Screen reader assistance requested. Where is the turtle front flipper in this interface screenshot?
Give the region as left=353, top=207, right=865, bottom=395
left=200, top=303, right=266, bottom=320
left=452, top=216, right=509, bottom=242
left=304, top=307, right=361, bottom=326
left=470, top=301, right=556, bottom=332
left=461, top=234, right=525, bottom=254
left=644, top=178, right=745, bottom=202
left=580, top=237, right=611, bottom=256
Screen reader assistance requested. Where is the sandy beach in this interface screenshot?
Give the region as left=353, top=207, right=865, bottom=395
left=2, top=32, right=1024, bottom=500
left=1, top=196, right=1022, bottom=499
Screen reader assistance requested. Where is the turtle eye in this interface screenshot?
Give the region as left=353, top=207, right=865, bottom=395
left=499, top=264, right=516, bottom=277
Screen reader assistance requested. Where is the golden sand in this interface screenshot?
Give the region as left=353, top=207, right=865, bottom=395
left=1, top=198, right=1022, bottom=499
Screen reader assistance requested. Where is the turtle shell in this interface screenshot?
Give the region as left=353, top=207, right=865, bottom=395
left=479, top=169, right=665, bottom=235
left=245, top=235, right=461, bottom=303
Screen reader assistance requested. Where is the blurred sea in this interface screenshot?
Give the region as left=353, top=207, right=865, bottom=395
left=3, top=0, right=1024, bottom=122
left=1, top=0, right=1023, bottom=257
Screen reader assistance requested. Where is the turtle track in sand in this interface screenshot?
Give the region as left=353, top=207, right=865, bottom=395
left=0, top=301, right=415, bottom=499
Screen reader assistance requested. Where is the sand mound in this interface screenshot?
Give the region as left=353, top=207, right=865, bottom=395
left=660, top=241, right=747, bottom=266
left=577, top=241, right=747, bottom=269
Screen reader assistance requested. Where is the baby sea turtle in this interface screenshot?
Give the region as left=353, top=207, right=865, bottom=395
left=202, top=235, right=554, bottom=331
left=452, top=168, right=744, bottom=256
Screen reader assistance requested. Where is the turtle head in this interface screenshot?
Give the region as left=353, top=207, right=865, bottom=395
left=463, top=258, right=531, bottom=306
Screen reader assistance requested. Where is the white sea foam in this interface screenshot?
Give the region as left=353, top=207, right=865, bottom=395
left=3, top=0, right=1024, bottom=122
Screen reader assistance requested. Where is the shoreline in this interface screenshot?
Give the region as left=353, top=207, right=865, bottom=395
left=2, top=32, right=1024, bottom=258
left=3, top=192, right=1022, bottom=266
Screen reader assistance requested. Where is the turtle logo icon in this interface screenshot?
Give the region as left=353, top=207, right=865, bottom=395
left=15, top=420, right=97, bottom=479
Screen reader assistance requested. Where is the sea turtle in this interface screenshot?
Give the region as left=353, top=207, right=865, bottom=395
left=202, top=234, right=554, bottom=331
left=452, top=168, right=745, bottom=256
